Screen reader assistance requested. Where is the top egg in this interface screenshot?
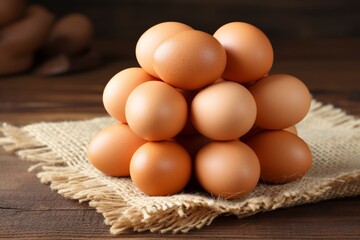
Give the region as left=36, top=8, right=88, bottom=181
left=153, top=30, right=227, bottom=90
left=135, top=22, right=193, bottom=78
left=214, top=22, right=273, bottom=83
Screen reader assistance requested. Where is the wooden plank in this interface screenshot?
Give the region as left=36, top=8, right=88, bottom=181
left=1, top=151, right=359, bottom=239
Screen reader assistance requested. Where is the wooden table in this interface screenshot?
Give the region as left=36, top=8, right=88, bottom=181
left=0, top=39, right=359, bottom=239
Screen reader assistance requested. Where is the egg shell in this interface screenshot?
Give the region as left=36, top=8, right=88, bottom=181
left=136, top=22, right=192, bottom=77
left=125, top=81, right=188, bottom=141
left=43, top=13, right=94, bottom=56
left=0, top=5, right=55, bottom=56
left=195, top=140, right=260, bottom=199
left=248, top=74, right=311, bottom=129
left=191, top=81, right=257, bottom=140
left=214, top=22, right=273, bottom=83
left=0, top=0, right=26, bottom=26
left=103, top=67, right=156, bottom=123
left=130, top=141, right=192, bottom=196
left=153, top=30, right=227, bottom=90
left=245, top=130, right=312, bottom=184
left=87, top=123, right=146, bottom=177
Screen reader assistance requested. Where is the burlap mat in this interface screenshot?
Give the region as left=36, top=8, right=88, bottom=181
left=0, top=99, right=359, bottom=234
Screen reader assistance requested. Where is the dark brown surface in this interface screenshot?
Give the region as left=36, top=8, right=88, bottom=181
left=0, top=38, right=359, bottom=239
left=29, top=0, right=360, bottom=41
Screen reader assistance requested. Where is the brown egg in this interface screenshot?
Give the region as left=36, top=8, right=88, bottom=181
left=42, top=13, right=94, bottom=56
left=125, top=81, right=187, bottom=141
left=153, top=30, right=227, bottom=90
left=191, top=81, right=257, bottom=140
left=87, top=123, right=146, bottom=177
left=0, top=5, right=55, bottom=56
left=195, top=140, right=260, bottom=199
left=245, top=130, right=312, bottom=184
left=130, top=141, right=192, bottom=196
left=0, top=53, right=33, bottom=75
left=103, top=67, right=156, bottom=123
left=0, top=0, right=26, bottom=26
left=136, top=22, right=192, bottom=77
left=214, top=22, right=273, bottom=83
left=284, top=125, right=298, bottom=135
left=248, top=74, right=311, bottom=129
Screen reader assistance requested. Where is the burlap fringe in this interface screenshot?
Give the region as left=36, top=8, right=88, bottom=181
left=308, top=100, right=360, bottom=128
left=0, top=100, right=359, bottom=234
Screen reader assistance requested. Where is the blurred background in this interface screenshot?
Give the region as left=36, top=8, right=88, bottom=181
left=30, top=0, right=359, bottom=40
left=29, top=0, right=359, bottom=59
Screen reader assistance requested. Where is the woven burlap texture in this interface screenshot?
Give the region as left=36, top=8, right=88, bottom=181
left=0, top=99, right=359, bottom=234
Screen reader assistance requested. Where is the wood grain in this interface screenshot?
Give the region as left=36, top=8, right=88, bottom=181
left=0, top=38, right=359, bottom=239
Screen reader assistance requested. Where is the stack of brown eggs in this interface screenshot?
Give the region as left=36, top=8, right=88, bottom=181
left=0, top=0, right=96, bottom=76
left=88, top=21, right=312, bottom=199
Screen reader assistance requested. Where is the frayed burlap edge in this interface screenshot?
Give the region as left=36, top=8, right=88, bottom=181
left=0, top=100, right=359, bottom=234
